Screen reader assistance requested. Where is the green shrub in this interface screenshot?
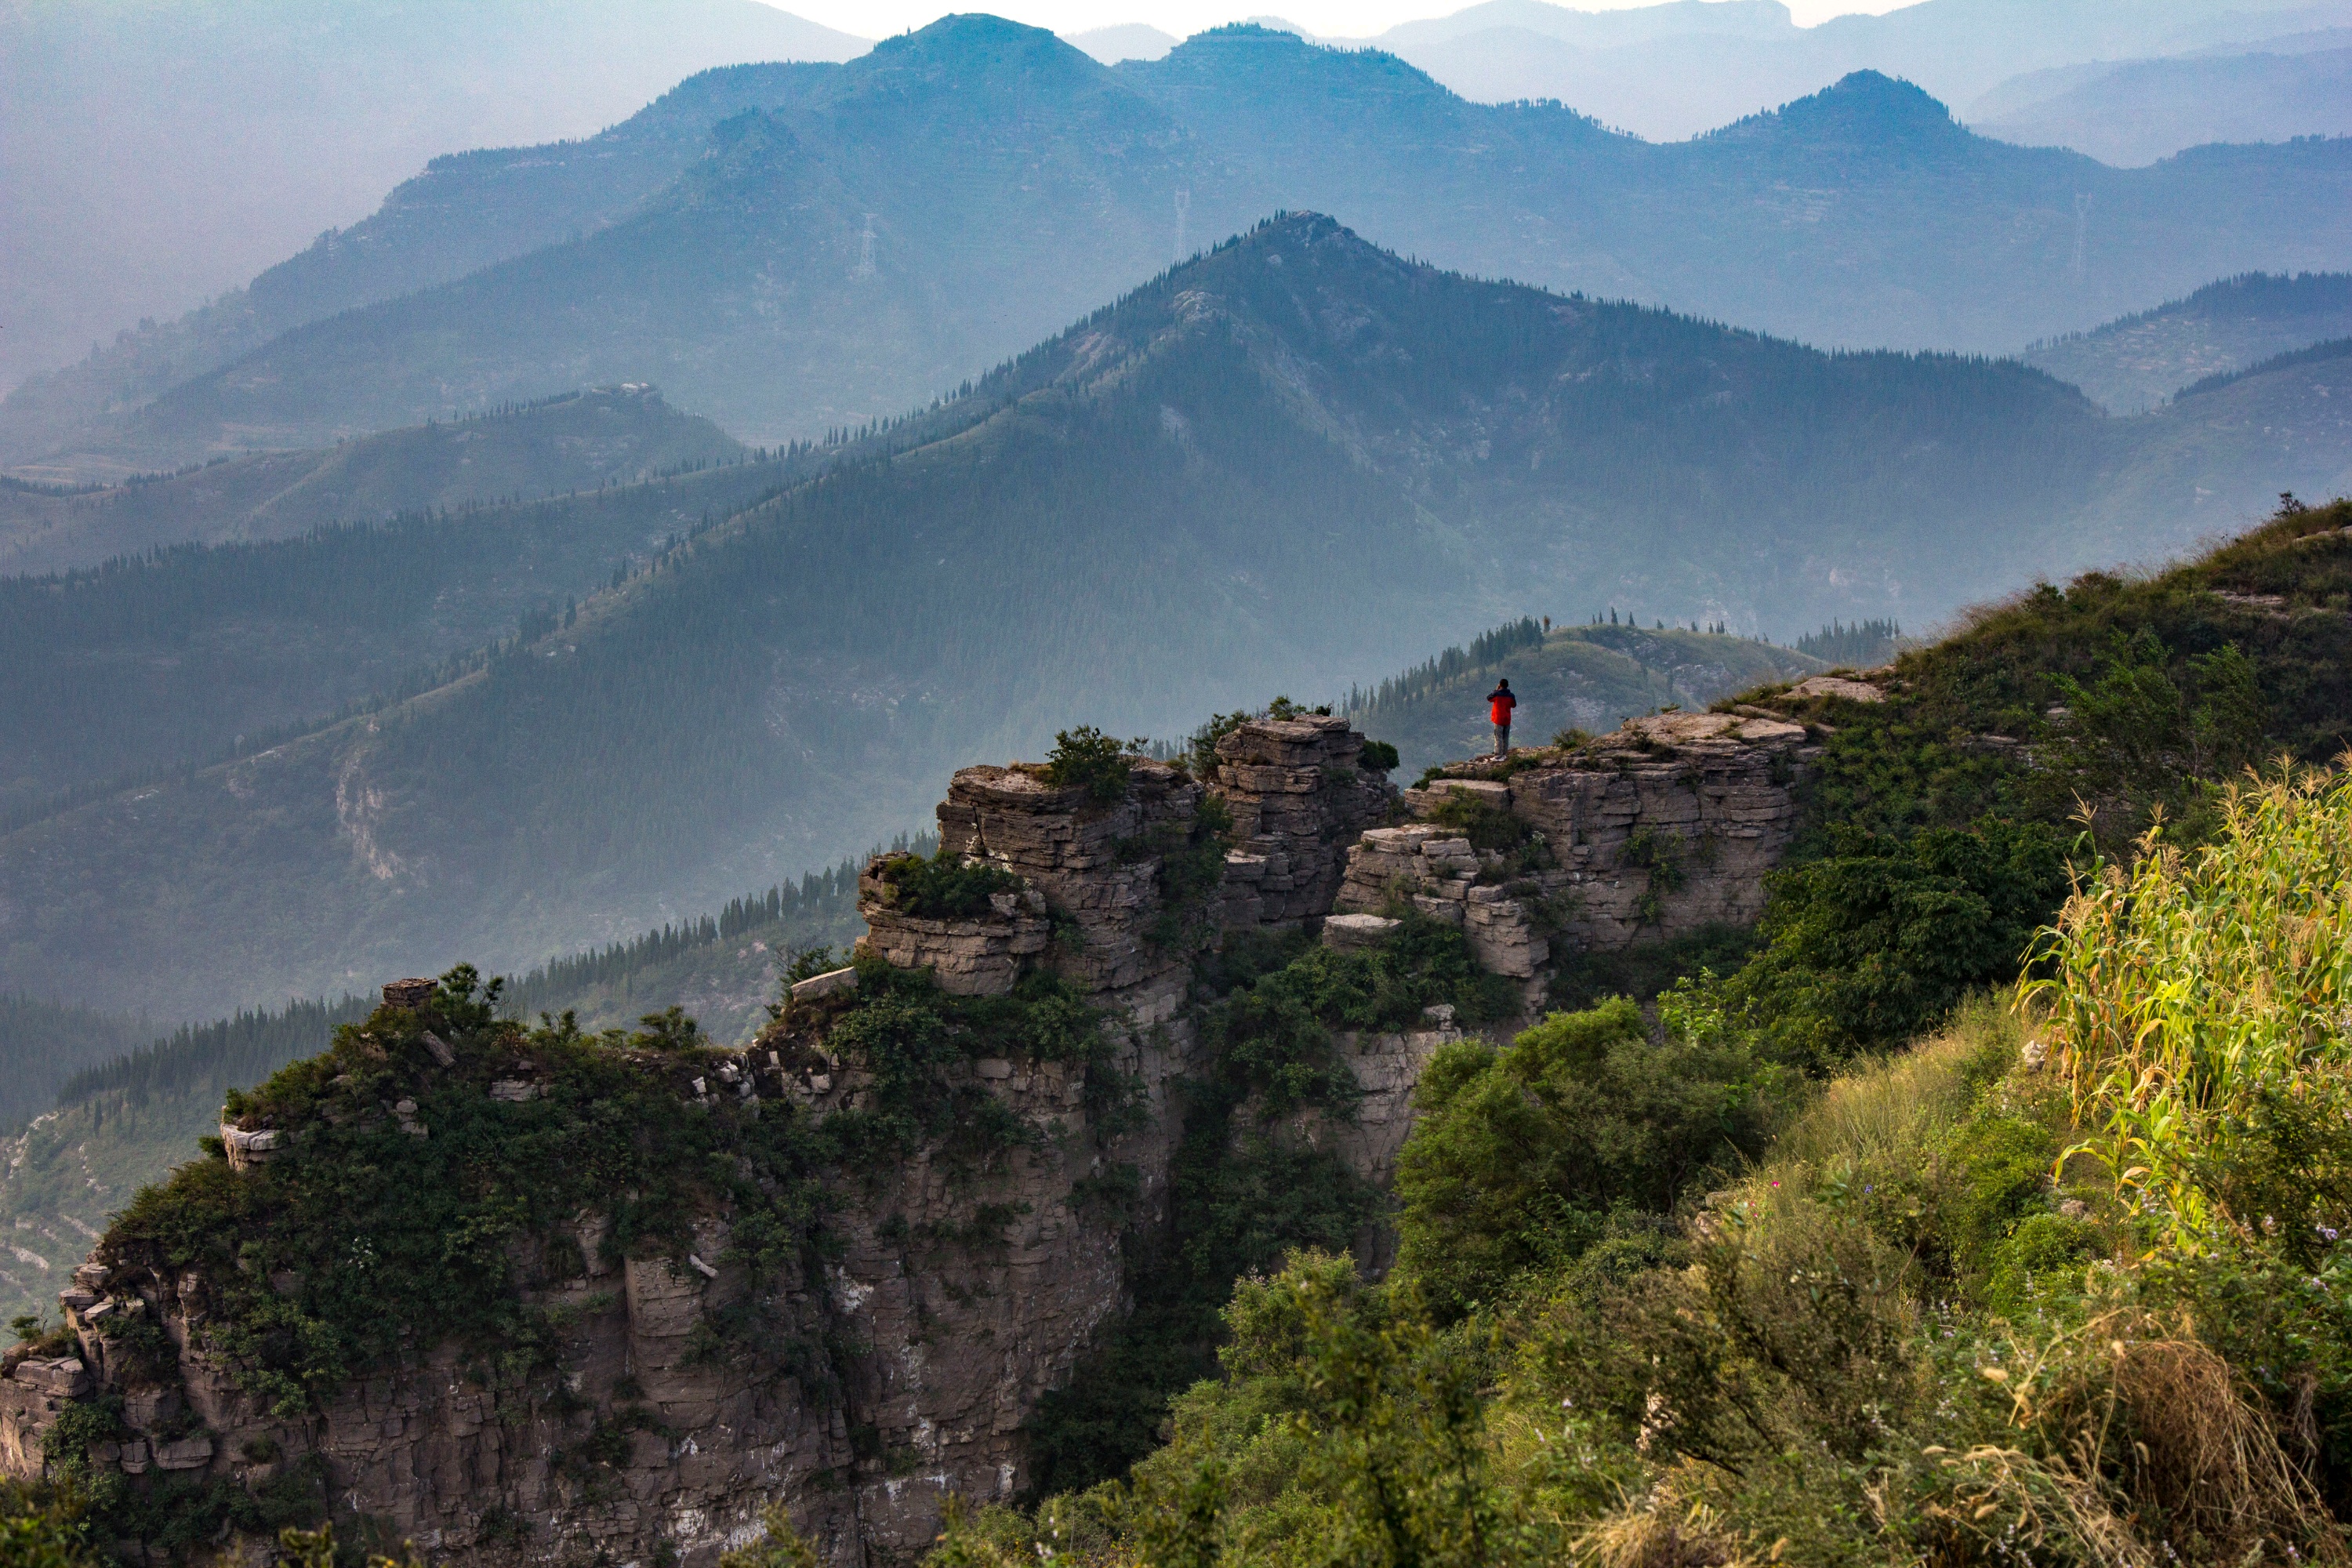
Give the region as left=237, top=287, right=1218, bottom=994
left=877, top=848, right=1025, bottom=919
left=1358, top=739, right=1399, bottom=773
left=1393, top=997, right=1788, bottom=1320
left=1044, top=725, right=1145, bottom=803
left=0, top=1481, right=100, bottom=1568
left=1721, top=815, right=2068, bottom=1065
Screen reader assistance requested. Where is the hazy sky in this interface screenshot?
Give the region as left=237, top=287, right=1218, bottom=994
left=776, top=0, right=1914, bottom=41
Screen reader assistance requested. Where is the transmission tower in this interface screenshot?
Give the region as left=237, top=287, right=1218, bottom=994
left=1174, top=189, right=1190, bottom=263
left=2071, top=193, right=2091, bottom=285
left=853, top=214, right=877, bottom=281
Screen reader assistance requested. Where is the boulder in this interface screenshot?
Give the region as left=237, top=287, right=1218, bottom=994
left=1323, top=913, right=1401, bottom=952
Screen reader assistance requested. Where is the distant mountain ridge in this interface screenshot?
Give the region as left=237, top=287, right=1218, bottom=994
left=1968, top=45, right=2352, bottom=167
left=0, top=0, right=868, bottom=394
left=1362, top=0, right=2352, bottom=142
left=9, top=16, right=2350, bottom=477
left=2, top=216, right=2343, bottom=1023
left=2024, top=272, right=2352, bottom=412
left=0, top=385, right=742, bottom=576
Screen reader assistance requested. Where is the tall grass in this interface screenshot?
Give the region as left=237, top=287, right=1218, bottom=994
left=2031, top=767, right=2352, bottom=1255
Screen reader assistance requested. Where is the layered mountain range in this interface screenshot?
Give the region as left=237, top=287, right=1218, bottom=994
left=4, top=216, right=2346, bottom=1024
left=9, top=16, right=2352, bottom=480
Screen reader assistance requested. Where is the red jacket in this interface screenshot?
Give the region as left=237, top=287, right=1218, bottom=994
left=1489, top=688, right=1517, bottom=725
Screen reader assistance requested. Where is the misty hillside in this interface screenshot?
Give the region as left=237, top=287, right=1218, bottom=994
left=1969, top=45, right=2352, bottom=168
left=2024, top=272, right=2352, bottom=412
left=0, top=0, right=866, bottom=397
left=0, top=386, right=743, bottom=576
left=1367, top=0, right=2348, bottom=142
left=0, top=63, right=844, bottom=478
left=11, top=18, right=2352, bottom=474
left=0, top=434, right=818, bottom=825
left=2, top=216, right=2343, bottom=1023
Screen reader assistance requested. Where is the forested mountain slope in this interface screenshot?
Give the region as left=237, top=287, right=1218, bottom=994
left=1, top=217, right=2340, bottom=1023
left=0, top=387, right=742, bottom=575
left=2024, top=271, right=2352, bottom=412
left=0, top=438, right=807, bottom=825
left=11, top=16, right=2351, bottom=474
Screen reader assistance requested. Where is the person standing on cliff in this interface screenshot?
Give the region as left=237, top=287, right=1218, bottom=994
left=1488, top=678, right=1517, bottom=757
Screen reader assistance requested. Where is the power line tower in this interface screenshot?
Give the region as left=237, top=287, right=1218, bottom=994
left=1174, top=189, right=1190, bottom=263
left=2071, top=193, right=2091, bottom=285
left=853, top=213, right=877, bottom=281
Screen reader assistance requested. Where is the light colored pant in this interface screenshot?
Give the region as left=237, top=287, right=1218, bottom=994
left=1493, top=724, right=1510, bottom=756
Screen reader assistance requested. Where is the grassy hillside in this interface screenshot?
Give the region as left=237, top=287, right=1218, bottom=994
left=2024, top=270, right=2352, bottom=412
left=13, top=18, right=2352, bottom=471
left=0, top=851, right=874, bottom=1328
left=0, top=386, right=743, bottom=575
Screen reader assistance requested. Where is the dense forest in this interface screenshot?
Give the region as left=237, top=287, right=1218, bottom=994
left=2024, top=269, right=2352, bottom=412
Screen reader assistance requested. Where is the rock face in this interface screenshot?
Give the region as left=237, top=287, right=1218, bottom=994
left=1339, top=710, right=1816, bottom=956
left=2, top=709, right=1825, bottom=1566
left=1209, top=715, right=1392, bottom=930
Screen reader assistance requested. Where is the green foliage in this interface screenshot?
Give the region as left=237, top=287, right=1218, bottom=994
left=1545, top=923, right=1756, bottom=1014
left=819, top=962, right=1125, bottom=1177
left=1356, top=739, right=1399, bottom=773
left=877, top=848, right=1025, bottom=920
left=1025, top=924, right=1508, bottom=1496
left=1184, top=711, right=1258, bottom=779
left=101, top=965, right=836, bottom=1421
left=0, top=1481, right=100, bottom=1568
left=1794, top=616, right=1902, bottom=666
left=270, top=1523, right=425, bottom=1568
left=1720, top=816, right=2071, bottom=1064
left=1394, top=998, right=1787, bottom=1320
left=2038, top=627, right=2266, bottom=846
left=1044, top=727, right=1146, bottom=804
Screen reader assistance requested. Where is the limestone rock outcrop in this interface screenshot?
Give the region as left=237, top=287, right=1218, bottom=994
left=1338, top=710, right=1815, bottom=956
left=1208, top=715, right=1392, bottom=930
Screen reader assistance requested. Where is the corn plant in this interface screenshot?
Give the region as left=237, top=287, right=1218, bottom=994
left=2027, top=766, right=2352, bottom=1256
